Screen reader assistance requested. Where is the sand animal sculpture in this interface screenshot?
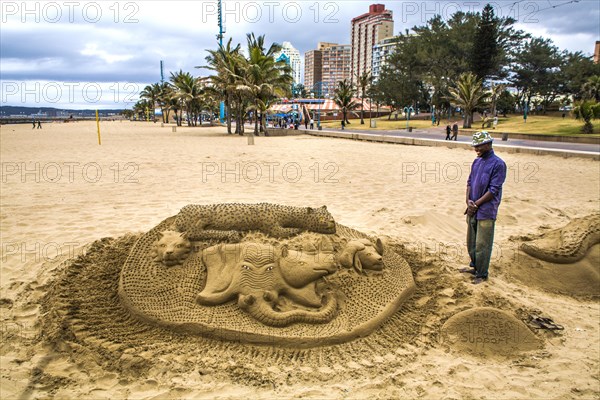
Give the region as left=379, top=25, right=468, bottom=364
left=338, top=238, right=384, bottom=273
left=119, top=203, right=416, bottom=346
left=151, top=230, right=192, bottom=266
left=521, top=214, right=600, bottom=263
left=174, top=203, right=336, bottom=241
left=197, top=238, right=338, bottom=327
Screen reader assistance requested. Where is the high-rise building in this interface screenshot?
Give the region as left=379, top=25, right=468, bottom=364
left=274, top=41, right=302, bottom=86
left=304, top=45, right=325, bottom=97
left=304, top=42, right=351, bottom=98
left=371, top=36, right=400, bottom=82
left=351, top=4, right=394, bottom=85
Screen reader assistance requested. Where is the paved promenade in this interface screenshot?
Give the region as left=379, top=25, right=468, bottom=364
left=303, top=125, right=599, bottom=160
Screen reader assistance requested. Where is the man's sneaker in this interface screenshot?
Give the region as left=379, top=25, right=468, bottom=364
left=472, top=277, right=488, bottom=285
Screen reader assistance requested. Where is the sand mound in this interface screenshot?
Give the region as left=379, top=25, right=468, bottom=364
left=440, top=307, right=542, bottom=356
left=508, top=214, right=600, bottom=298
left=508, top=245, right=600, bottom=298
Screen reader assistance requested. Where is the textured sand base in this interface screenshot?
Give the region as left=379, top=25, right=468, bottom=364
left=2, top=122, right=599, bottom=399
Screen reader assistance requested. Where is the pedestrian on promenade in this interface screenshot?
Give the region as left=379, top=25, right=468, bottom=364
left=462, top=131, right=507, bottom=285
left=445, top=124, right=452, bottom=140
left=451, top=122, right=459, bottom=140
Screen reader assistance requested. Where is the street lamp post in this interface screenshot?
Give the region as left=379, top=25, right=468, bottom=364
left=523, top=101, right=528, bottom=123
left=403, top=106, right=414, bottom=131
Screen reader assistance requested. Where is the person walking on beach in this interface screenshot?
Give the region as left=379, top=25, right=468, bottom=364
left=310, top=118, right=314, bottom=130
left=32, top=120, right=36, bottom=129
left=37, top=120, right=42, bottom=129
left=462, top=131, right=506, bottom=284
left=451, top=122, right=459, bottom=140
left=445, top=124, right=452, bottom=140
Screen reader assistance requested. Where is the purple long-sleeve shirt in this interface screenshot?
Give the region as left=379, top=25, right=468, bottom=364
left=467, top=149, right=507, bottom=220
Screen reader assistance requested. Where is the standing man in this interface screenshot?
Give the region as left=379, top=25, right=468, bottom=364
left=463, top=131, right=506, bottom=284
left=451, top=122, right=459, bottom=140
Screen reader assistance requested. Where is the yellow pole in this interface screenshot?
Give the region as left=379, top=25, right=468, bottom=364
left=96, top=110, right=101, bottom=145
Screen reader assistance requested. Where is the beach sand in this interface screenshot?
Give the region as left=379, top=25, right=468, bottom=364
left=1, top=121, right=598, bottom=399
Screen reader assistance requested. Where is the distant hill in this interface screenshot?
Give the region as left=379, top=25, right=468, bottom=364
left=0, top=106, right=125, bottom=118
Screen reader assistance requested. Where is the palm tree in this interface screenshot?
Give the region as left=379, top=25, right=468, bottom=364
left=170, top=70, right=206, bottom=126
left=582, top=75, right=600, bottom=102
left=202, top=38, right=243, bottom=134
left=139, top=83, right=161, bottom=121
left=448, top=72, right=488, bottom=128
left=574, top=100, right=600, bottom=134
left=356, top=72, right=372, bottom=124
left=237, top=33, right=292, bottom=137
left=333, top=79, right=359, bottom=125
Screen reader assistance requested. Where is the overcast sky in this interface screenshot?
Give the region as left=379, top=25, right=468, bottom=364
left=1, top=0, right=599, bottom=109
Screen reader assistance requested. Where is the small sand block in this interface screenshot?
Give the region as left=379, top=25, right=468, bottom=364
left=440, top=307, right=542, bottom=356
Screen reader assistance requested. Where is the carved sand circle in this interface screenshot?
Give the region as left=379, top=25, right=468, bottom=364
left=119, top=205, right=415, bottom=347
left=440, top=307, right=542, bottom=356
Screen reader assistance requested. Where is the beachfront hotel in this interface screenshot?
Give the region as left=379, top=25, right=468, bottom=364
left=350, top=4, right=394, bottom=85
left=371, top=36, right=401, bottom=82
left=274, top=41, right=302, bottom=86
left=304, top=42, right=351, bottom=99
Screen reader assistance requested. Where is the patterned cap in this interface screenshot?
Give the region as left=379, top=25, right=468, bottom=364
left=471, top=131, right=493, bottom=147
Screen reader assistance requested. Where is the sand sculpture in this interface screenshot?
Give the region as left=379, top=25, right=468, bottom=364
left=119, top=203, right=415, bottom=346
left=175, top=203, right=336, bottom=240
left=521, top=214, right=600, bottom=263
left=338, top=238, right=384, bottom=273
left=197, top=239, right=338, bottom=326
left=440, top=307, right=542, bottom=356
left=151, top=230, right=191, bottom=266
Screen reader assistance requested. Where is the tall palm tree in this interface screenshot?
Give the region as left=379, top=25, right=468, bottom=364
left=139, top=83, right=161, bottom=121
left=333, top=79, right=359, bottom=125
left=237, top=33, right=292, bottom=137
left=448, top=72, right=488, bottom=128
left=202, top=38, right=243, bottom=134
left=357, top=72, right=372, bottom=124
left=170, top=70, right=206, bottom=126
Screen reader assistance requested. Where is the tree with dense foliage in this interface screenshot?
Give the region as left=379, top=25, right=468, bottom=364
left=510, top=37, right=562, bottom=114
left=471, top=4, right=499, bottom=80
left=448, top=72, right=488, bottom=128
left=371, top=33, right=422, bottom=119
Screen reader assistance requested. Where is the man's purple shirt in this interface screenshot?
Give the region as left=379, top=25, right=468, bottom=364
left=467, top=149, right=507, bottom=220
